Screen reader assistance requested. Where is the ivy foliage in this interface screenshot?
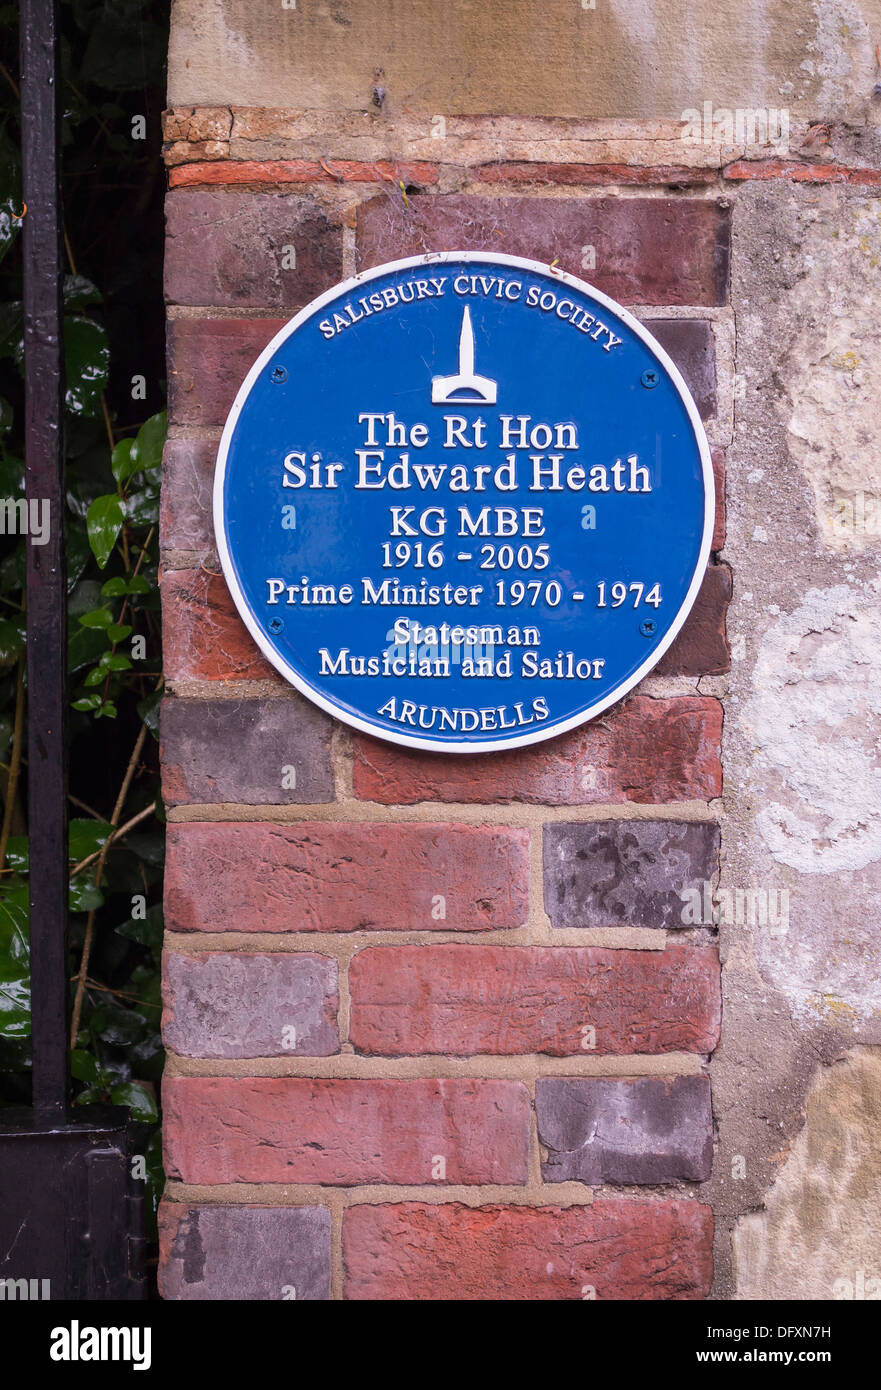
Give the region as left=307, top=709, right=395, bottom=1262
left=0, top=0, right=169, bottom=1237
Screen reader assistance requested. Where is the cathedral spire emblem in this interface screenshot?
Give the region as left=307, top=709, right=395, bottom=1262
left=431, top=306, right=497, bottom=405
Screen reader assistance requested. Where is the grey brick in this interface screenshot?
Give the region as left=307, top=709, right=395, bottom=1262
left=543, top=820, right=720, bottom=930
left=159, top=1204, right=331, bottom=1300
left=160, top=438, right=216, bottom=555
left=537, top=1075, right=713, bottom=1184
left=160, top=696, right=335, bottom=805
left=162, top=951, right=339, bottom=1058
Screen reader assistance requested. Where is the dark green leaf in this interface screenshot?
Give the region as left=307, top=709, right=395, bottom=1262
left=0, top=543, right=26, bottom=592
left=69, top=878, right=104, bottom=912
left=73, top=1085, right=106, bottom=1107
left=81, top=7, right=166, bottom=90
left=64, top=276, right=102, bottom=311
left=70, top=1048, right=102, bottom=1083
left=0, top=451, right=24, bottom=493
left=137, top=688, right=162, bottom=739
left=130, top=411, right=167, bottom=474
left=130, top=1033, right=164, bottom=1080
left=0, top=892, right=30, bottom=1039
left=125, top=829, right=162, bottom=866
left=100, top=577, right=128, bottom=598
left=102, top=653, right=132, bottom=672
left=116, top=903, right=163, bottom=958
left=92, top=1002, right=148, bottom=1046
left=69, top=819, right=114, bottom=861
left=78, top=607, right=113, bottom=629
left=86, top=493, right=124, bottom=568
left=111, top=437, right=138, bottom=486
left=66, top=525, right=93, bottom=593
left=4, top=836, right=28, bottom=872
left=0, top=615, right=25, bottom=666
left=64, top=316, right=110, bottom=417
left=72, top=694, right=102, bottom=712
left=123, top=487, right=159, bottom=527
left=102, top=573, right=150, bottom=598
left=68, top=625, right=109, bottom=676
left=68, top=578, right=105, bottom=621
left=110, top=1081, right=158, bottom=1124
left=0, top=173, right=23, bottom=267
left=129, top=963, right=161, bottom=1009
left=0, top=300, right=23, bottom=365
left=0, top=714, right=13, bottom=764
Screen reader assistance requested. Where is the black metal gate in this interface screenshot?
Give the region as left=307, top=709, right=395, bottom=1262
left=0, top=0, right=145, bottom=1302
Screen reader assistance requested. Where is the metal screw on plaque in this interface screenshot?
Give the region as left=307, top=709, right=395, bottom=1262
left=641, top=369, right=659, bottom=389
left=268, top=617, right=284, bottom=634
left=640, top=618, right=657, bottom=637
left=270, top=365, right=288, bottom=383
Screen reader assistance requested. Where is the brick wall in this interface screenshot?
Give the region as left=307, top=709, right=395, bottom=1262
left=158, top=123, right=733, bottom=1300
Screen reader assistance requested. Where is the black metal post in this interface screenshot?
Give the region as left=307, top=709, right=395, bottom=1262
left=20, top=0, right=69, bottom=1122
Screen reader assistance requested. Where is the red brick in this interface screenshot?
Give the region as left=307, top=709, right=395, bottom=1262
left=161, top=568, right=279, bottom=683
left=163, top=1077, right=530, bottom=1185
left=165, top=191, right=343, bottom=309
left=167, top=317, right=286, bottom=428
left=348, top=945, right=721, bottom=1056
left=724, top=159, right=881, bottom=186
left=356, top=195, right=730, bottom=305
left=712, top=448, right=726, bottom=551
left=169, top=159, right=439, bottom=189
left=343, top=1201, right=713, bottom=1299
left=352, top=695, right=722, bottom=805
left=164, top=821, right=530, bottom=933
left=476, top=162, right=717, bottom=187
left=656, top=563, right=731, bottom=676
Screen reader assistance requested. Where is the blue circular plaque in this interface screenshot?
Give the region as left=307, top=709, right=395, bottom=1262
left=214, top=253, right=713, bottom=752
